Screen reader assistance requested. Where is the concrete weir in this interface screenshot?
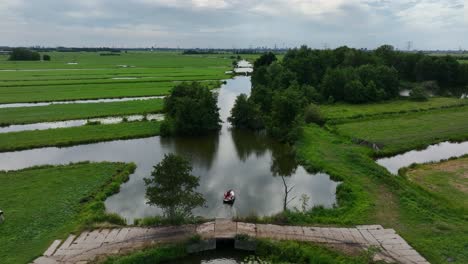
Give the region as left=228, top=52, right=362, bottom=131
left=33, top=219, right=429, bottom=264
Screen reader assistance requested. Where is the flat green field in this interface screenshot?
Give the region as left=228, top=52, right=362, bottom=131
left=333, top=106, right=468, bottom=155
left=0, top=51, right=232, bottom=69
left=0, top=52, right=230, bottom=103
left=322, top=97, right=468, bottom=121
left=0, top=99, right=163, bottom=125
left=0, top=162, right=136, bottom=264
left=0, top=121, right=161, bottom=152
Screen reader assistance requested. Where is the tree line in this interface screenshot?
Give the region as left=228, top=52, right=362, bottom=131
left=229, top=45, right=468, bottom=142
left=8, top=48, right=50, bottom=61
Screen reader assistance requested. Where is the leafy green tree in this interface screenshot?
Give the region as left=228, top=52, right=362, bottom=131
left=42, top=54, right=51, bottom=61
left=144, top=154, right=205, bottom=222
left=228, top=94, right=264, bottom=129
left=375, top=44, right=396, bottom=66
left=161, top=82, right=221, bottom=136
left=321, top=67, right=357, bottom=102
left=268, top=86, right=306, bottom=142
left=253, top=52, right=277, bottom=69
left=345, top=80, right=367, bottom=104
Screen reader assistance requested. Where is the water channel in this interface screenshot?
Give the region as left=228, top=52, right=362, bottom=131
left=0, top=76, right=339, bottom=223
left=0, top=96, right=164, bottom=109
left=377, top=141, right=468, bottom=174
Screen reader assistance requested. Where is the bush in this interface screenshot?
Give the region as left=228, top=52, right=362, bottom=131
left=304, top=103, right=323, bottom=125
left=421, top=80, right=439, bottom=94
left=410, top=86, right=429, bottom=101
left=8, top=48, right=40, bottom=61
left=42, top=54, right=51, bottom=61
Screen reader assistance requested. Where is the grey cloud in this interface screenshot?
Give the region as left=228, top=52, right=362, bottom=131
left=0, top=0, right=466, bottom=49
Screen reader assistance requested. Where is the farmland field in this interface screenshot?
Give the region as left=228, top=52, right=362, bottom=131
left=0, top=52, right=230, bottom=103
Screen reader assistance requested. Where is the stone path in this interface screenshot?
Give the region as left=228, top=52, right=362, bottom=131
left=33, top=220, right=429, bottom=264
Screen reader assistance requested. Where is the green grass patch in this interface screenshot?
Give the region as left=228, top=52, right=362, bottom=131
left=296, top=125, right=468, bottom=263
left=0, top=162, right=136, bottom=264
left=293, top=125, right=382, bottom=225
left=0, top=121, right=161, bottom=152
left=333, top=106, right=468, bottom=156
left=0, top=99, right=163, bottom=125
left=401, top=156, right=468, bottom=211
left=322, top=97, right=468, bottom=122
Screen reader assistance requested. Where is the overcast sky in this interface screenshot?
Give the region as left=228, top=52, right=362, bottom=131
left=1, top=0, right=466, bottom=50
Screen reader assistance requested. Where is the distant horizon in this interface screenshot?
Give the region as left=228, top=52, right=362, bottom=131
left=1, top=45, right=467, bottom=53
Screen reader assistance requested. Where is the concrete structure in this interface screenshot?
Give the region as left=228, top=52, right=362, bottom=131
left=33, top=220, right=429, bottom=264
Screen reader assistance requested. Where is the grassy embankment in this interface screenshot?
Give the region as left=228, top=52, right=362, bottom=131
left=0, top=98, right=163, bottom=125
left=0, top=121, right=161, bottom=152
left=295, top=125, right=468, bottom=264
left=0, top=162, right=136, bottom=264
left=332, top=105, right=468, bottom=156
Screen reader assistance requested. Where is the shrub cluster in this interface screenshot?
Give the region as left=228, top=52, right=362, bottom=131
left=8, top=48, right=40, bottom=61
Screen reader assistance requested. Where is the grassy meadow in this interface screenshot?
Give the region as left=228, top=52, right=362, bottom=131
left=401, top=156, right=468, bottom=210
left=332, top=106, right=468, bottom=156
left=0, top=52, right=230, bottom=103
left=0, top=162, right=136, bottom=264
left=0, top=121, right=161, bottom=152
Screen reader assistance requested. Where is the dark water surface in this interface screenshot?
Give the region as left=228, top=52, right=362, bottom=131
left=0, top=76, right=338, bottom=222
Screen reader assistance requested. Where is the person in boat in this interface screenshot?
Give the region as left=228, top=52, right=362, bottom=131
left=223, top=189, right=235, bottom=204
